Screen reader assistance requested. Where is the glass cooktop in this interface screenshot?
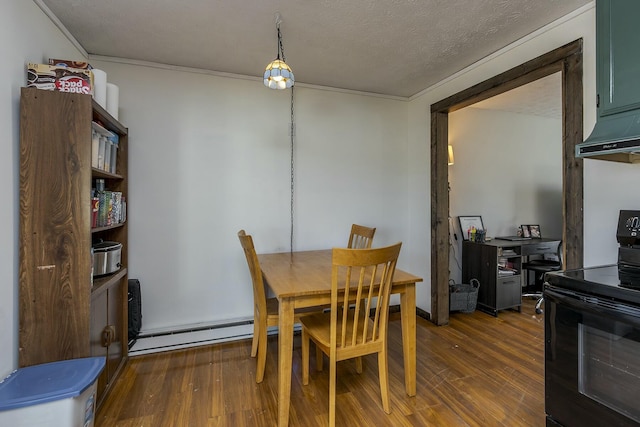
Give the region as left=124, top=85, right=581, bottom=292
left=545, top=264, right=640, bottom=306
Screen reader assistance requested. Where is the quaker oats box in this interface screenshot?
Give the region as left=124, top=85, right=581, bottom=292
left=26, top=63, right=93, bottom=95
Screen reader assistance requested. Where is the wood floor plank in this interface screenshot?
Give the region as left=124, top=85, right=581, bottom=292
left=96, top=300, right=545, bottom=426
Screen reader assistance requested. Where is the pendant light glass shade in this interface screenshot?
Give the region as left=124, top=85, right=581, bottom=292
left=264, top=59, right=294, bottom=89
left=264, top=15, right=294, bottom=90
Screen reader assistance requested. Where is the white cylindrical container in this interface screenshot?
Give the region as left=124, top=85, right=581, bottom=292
left=97, top=136, right=105, bottom=170
left=110, top=141, right=118, bottom=174
left=92, top=69, right=107, bottom=109
left=91, top=130, right=99, bottom=168
left=106, top=83, right=119, bottom=120
left=104, top=138, right=112, bottom=172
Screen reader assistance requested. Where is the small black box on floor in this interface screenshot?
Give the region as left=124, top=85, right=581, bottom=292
left=128, top=279, right=142, bottom=347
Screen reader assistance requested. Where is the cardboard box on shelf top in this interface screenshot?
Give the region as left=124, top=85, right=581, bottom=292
left=27, top=63, right=93, bottom=95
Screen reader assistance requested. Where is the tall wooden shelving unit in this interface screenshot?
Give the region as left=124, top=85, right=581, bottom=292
left=19, top=87, right=128, bottom=406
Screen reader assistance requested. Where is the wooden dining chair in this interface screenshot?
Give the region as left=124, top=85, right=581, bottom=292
left=238, top=229, right=323, bottom=383
left=348, top=224, right=376, bottom=249
left=345, top=223, right=376, bottom=372
left=300, top=242, right=402, bottom=427
left=237, top=230, right=275, bottom=383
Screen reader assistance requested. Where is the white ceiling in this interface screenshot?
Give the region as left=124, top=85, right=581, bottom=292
left=37, top=0, right=590, bottom=98
left=472, top=72, right=563, bottom=119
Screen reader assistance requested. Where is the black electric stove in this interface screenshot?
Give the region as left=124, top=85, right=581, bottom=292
left=543, top=210, right=640, bottom=427
left=547, top=209, right=640, bottom=306
left=546, top=264, right=640, bottom=306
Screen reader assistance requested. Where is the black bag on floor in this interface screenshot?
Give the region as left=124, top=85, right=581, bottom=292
left=128, top=278, right=142, bottom=344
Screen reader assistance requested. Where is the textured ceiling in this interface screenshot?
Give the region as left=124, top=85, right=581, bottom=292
left=37, top=0, right=590, bottom=98
left=472, top=72, right=562, bottom=119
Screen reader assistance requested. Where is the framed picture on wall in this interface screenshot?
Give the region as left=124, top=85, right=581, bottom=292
left=458, top=216, right=485, bottom=241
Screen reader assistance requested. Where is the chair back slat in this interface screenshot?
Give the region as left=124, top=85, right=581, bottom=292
left=348, top=224, right=377, bottom=249
left=338, top=266, right=349, bottom=348
left=370, top=263, right=387, bottom=340
left=331, top=243, right=401, bottom=351
left=237, top=230, right=267, bottom=318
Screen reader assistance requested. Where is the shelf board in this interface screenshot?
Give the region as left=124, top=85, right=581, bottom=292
left=92, top=98, right=127, bottom=135
left=92, top=168, right=123, bottom=180
left=92, top=268, right=128, bottom=296
left=92, top=221, right=126, bottom=233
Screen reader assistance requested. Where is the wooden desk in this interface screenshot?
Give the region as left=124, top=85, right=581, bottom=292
left=258, top=249, right=423, bottom=427
left=462, top=238, right=561, bottom=316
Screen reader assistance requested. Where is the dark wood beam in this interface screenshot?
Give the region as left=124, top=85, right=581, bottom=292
left=430, top=39, right=584, bottom=324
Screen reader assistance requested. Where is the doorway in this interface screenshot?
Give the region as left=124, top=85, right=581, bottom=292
left=430, top=39, right=584, bottom=325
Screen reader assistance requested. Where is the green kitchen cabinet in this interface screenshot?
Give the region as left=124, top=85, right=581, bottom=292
left=596, top=0, right=640, bottom=118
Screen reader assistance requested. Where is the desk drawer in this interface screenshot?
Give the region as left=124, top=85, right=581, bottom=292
left=496, top=276, right=521, bottom=309
left=522, top=242, right=557, bottom=256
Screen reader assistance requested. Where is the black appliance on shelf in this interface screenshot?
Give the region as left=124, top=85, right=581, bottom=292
left=544, top=210, right=640, bottom=427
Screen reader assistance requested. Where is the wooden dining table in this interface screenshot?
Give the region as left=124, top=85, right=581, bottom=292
left=257, top=249, right=424, bottom=426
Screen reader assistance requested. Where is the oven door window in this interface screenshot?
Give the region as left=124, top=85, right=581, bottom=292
left=578, top=318, right=640, bottom=423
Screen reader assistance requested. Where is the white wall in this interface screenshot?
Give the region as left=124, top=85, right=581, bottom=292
left=90, top=60, right=409, bottom=332
left=1, top=0, right=87, bottom=378
left=448, top=107, right=563, bottom=284
left=582, top=158, right=640, bottom=266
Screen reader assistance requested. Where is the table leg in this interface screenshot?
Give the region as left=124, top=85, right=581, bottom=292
left=278, top=297, right=295, bottom=426
left=400, top=283, right=417, bottom=396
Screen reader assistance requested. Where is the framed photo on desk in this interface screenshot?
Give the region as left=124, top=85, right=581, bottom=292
left=522, top=224, right=541, bottom=238
left=458, top=216, right=485, bottom=241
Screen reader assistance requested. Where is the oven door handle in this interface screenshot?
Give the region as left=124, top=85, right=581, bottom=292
left=546, top=287, right=640, bottom=328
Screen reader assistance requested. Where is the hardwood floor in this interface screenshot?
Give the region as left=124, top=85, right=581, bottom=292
left=96, top=300, right=545, bottom=426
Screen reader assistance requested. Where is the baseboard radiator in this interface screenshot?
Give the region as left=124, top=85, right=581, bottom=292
left=129, top=318, right=260, bottom=356
left=129, top=304, right=422, bottom=356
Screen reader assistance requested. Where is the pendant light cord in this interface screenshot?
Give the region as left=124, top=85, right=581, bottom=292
left=273, top=12, right=295, bottom=254
left=290, top=86, right=295, bottom=255
left=278, top=25, right=286, bottom=62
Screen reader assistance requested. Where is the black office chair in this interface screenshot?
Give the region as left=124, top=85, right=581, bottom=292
left=522, top=241, right=562, bottom=314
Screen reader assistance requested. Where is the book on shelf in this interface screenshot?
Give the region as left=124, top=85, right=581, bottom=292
left=498, top=267, right=518, bottom=276
left=498, top=258, right=517, bottom=269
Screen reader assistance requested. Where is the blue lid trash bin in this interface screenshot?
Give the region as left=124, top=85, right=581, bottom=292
left=0, top=357, right=105, bottom=427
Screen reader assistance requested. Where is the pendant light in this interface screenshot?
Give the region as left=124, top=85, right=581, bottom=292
left=264, top=13, right=295, bottom=90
